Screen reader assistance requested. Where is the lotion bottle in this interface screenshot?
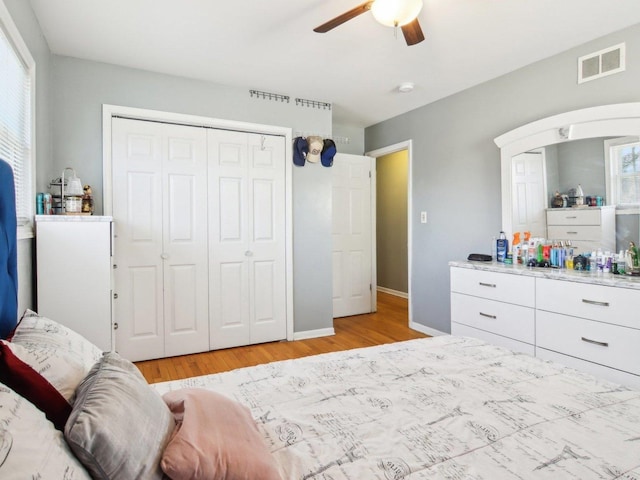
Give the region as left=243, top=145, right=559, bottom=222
left=496, top=231, right=508, bottom=263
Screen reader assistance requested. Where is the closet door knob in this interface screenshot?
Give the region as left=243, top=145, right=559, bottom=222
left=161, top=253, right=169, bottom=259
left=245, top=251, right=253, bottom=257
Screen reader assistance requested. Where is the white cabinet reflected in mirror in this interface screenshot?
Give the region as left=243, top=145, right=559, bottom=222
left=496, top=103, right=640, bottom=255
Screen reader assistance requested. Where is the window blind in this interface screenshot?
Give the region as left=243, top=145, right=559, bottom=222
left=0, top=18, right=32, bottom=225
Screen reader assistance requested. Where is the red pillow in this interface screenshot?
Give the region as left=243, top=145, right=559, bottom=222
left=0, top=341, right=71, bottom=430
left=161, top=388, right=282, bottom=480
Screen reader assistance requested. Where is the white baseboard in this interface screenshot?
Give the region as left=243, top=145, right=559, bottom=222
left=377, top=286, right=408, bottom=299
left=410, top=321, right=447, bottom=337
left=293, top=327, right=335, bottom=341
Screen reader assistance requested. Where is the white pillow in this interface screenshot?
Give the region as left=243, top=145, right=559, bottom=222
left=0, top=382, right=92, bottom=479
left=7, top=310, right=103, bottom=404
left=0, top=340, right=87, bottom=403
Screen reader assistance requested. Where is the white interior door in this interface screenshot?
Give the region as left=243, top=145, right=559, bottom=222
left=208, top=129, right=286, bottom=349
left=512, top=151, right=547, bottom=238
left=332, top=153, right=373, bottom=318
left=112, top=118, right=209, bottom=361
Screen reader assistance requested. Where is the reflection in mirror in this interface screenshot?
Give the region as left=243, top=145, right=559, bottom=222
left=544, top=137, right=608, bottom=205
left=497, top=103, right=640, bottom=259
left=511, top=137, right=636, bottom=254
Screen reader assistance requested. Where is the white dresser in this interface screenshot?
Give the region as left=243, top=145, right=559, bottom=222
left=450, top=261, right=640, bottom=388
left=35, top=215, right=113, bottom=351
left=546, top=206, right=615, bottom=254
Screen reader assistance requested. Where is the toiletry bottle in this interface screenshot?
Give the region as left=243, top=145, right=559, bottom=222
left=576, top=184, right=585, bottom=206
left=496, top=231, right=508, bottom=263
left=512, top=232, right=521, bottom=264
left=36, top=193, right=44, bottom=215
left=528, top=240, right=536, bottom=263
left=537, top=241, right=543, bottom=263
left=566, top=249, right=574, bottom=270
left=618, top=250, right=626, bottom=275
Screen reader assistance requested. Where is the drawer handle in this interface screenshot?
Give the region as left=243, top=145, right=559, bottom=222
left=479, top=312, right=497, bottom=319
left=581, top=299, right=610, bottom=307
left=565, top=216, right=578, bottom=219
left=566, top=231, right=578, bottom=235
left=581, top=337, right=609, bottom=347
left=479, top=282, right=496, bottom=288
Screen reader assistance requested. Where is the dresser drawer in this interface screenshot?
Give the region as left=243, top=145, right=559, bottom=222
left=535, top=348, right=640, bottom=389
left=536, top=278, right=640, bottom=329
left=537, top=310, right=640, bottom=376
left=546, top=209, right=601, bottom=226
left=450, top=267, right=535, bottom=307
left=451, top=292, right=534, bottom=344
left=547, top=225, right=603, bottom=241
left=451, top=323, right=535, bottom=356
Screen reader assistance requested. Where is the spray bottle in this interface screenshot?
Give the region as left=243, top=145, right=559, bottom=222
left=496, top=231, right=508, bottom=263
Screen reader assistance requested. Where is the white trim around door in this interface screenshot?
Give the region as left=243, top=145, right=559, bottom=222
left=366, top=140, right=414, bottom=328
left=102, top=104, right=295, bottom=342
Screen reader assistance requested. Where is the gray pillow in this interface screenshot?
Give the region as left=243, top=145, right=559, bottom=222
left=64, top=352, right=175, bottom=480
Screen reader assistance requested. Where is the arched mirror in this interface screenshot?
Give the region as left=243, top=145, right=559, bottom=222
left=495, top=103, right=640, bottom=255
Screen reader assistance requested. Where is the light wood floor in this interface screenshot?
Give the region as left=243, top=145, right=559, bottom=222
left=136, top=291, right=427, bottom=384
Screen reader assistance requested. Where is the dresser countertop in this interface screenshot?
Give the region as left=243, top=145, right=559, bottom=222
left=35, top=215, right=112, bottom=222
left=449, top=260, right=640, bottom=291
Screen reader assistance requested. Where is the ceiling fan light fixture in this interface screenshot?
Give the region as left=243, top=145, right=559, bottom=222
left=371, top=0, right=423, bottom=27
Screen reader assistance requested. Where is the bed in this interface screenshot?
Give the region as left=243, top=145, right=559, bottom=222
left=1, top=161, right=640, bottom=479
left=1, top=310, right=640, bottom=479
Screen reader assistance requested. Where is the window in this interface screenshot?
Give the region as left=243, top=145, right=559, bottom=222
left=605, top=136, right=640, bottom=207
left=0, top=2, right=35, bottom=236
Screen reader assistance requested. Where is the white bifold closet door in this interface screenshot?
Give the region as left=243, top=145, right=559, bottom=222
left=112, top=118, right=209, bottom=362
left=208, top=129, right=287, bottom=349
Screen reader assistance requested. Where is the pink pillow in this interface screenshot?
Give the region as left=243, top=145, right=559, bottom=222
left=161, top=388, right=281, bottom=480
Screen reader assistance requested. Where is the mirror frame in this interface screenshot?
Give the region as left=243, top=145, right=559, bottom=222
left=495, top=102, right=640, bottom=240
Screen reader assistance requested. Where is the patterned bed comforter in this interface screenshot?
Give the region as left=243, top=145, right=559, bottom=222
left=152, top=335, right=640, bottom=479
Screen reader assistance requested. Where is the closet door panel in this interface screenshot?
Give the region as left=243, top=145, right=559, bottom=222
left=165, top=264, right=198, bottom=333
left=252, top=260, right=276, bottom=329
left=129, top=266, right=162, bottom=337
left=248, top=134, right=286, bottom=343
left=163, top=124, right=209, bottom=358
left=219, top=177, right=244, bottom=242
left=214, top=261, right=250, bottom=347
left=209, top=130, right=251, bottom=348
left=113, top=118, right=208, bottom=361
left=209, top=130, right=286, bottom=348
left=113, top=118, right=164, bottom=361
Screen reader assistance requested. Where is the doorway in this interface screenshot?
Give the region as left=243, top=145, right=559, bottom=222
left=367, top=140, right=413, bottom=326
left=376, top=150, right=409, bottom=298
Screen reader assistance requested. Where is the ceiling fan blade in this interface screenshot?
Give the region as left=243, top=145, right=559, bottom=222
left=401, top=18, right=425, bottom=46
left=314, top=1, right=374, bottom=33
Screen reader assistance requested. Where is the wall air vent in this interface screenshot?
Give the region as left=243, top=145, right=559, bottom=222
left=578, top=43, right=625, bottom=84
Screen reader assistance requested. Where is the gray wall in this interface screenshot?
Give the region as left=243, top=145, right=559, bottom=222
left=333, top=122, right=365, bottom=155
left=376, top=151, right=408, bottom=293
left=366, top=23, right=640, bottom=334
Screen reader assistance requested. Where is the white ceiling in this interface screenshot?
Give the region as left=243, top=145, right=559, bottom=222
left=29, top=0, right=640, bottom=127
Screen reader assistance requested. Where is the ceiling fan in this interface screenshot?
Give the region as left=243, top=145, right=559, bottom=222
left=314, top=0, right=425, bottom=46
